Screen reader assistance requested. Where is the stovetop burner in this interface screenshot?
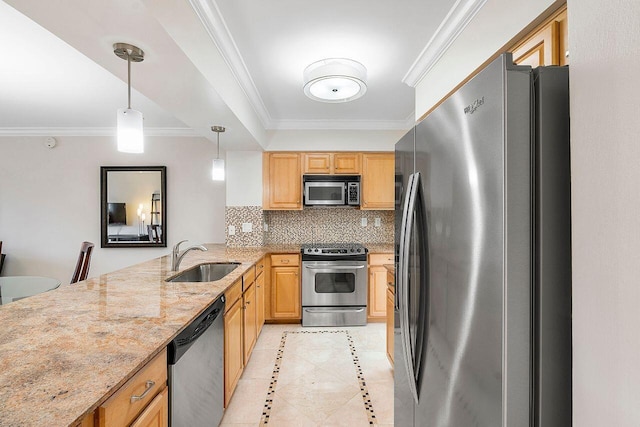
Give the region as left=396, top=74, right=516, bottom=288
left=301, top=243, right=367, bottom=256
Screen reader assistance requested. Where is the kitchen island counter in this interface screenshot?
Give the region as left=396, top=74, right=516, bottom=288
left=0, top=244, right=299, bottom=427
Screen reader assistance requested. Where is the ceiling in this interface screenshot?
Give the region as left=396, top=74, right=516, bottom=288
left=0, top=0, right=459, bottom=150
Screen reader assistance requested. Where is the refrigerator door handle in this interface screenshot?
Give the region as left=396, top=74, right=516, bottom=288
left=397, top=173, right=415, bottom=313
left=400, top=171, right=422, bottom=403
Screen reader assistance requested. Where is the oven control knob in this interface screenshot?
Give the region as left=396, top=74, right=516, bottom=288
left=314, top=248, right=319, bottom=252
left=350, top=248, right=354, bottom=252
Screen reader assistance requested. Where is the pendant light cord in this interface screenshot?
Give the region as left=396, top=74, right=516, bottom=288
left=127, top=51, right=132, bottom=109
left=216, top=131, right=220, bottom=159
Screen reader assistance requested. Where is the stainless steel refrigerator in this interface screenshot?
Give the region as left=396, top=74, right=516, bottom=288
left=394, top=53, right=572, bottom=427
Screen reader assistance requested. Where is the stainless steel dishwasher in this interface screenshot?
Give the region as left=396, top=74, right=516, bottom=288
left=168, top=295, right=225, bottom=427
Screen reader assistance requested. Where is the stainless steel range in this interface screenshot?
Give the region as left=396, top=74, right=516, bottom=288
left=301, top=243, right=368, bottom=327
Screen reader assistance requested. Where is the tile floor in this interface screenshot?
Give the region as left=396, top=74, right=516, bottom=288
left=220, top=323, right=394, bottom=427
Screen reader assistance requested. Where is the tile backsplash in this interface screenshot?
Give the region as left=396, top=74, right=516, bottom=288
left=225, top=206, right=264, bottom=246
left=264, top=209, right=394, bottom=245
left=225, top=206, right=394, bottom=246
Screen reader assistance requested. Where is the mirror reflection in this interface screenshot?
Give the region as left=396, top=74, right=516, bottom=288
left=101, top=166, right=167, bottom=247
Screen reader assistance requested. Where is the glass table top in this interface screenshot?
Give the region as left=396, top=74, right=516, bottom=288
left=0, top=276, right=61, bottom=305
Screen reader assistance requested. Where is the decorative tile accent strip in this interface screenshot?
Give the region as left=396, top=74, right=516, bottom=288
left=264, top=209, right=394, bottom=244
left=260, top=330, right=377, bottom=425
left=225, top=206, right=264, bottom=246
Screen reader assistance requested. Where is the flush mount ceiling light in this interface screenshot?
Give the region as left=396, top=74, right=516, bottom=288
left=211, top=125, right=225, bottom=181
left=303, top=58, right=367, bottom=103
left=114, top=43, right=144, bottom=153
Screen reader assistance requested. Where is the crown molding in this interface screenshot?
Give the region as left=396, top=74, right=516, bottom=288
left=189, top=0, right=273, bottom=128
left=0, top=127, right=199, bottom=137
left=402, top=0, right=487, bottom=87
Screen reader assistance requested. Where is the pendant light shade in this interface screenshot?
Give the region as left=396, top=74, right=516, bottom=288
left=211, top=158, right=225, bottom=181
left=114, top=43, right=144, bottom=153
left=211, top=126, right=226, bottom=181
left=117, top=108, right=144, bottom=153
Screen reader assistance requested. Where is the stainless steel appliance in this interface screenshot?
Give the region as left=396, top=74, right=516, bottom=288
left=168, top=295, right=225, bottom=427
left=303, top=175, right=360, bottom=207
left=395, top=53, right=572, bottom=426
left=301, top=243, right=368, bottom=326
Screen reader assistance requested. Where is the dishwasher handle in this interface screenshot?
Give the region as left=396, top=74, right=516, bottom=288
left=168, top=295, right=225, bottom=365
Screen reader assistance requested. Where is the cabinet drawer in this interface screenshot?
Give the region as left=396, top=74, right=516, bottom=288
left=225, top=278, right=243, bottom=311
left=98, top=348, right=167, bottom=427
left=369, top=253, right=394, bottom=266
left=243, top=266, right=256, bottom=292
left=271, top=254, right=299, bottom=267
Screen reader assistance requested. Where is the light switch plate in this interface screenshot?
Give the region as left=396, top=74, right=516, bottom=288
left=228, top=225, right=236, bottom=235
left=242, top=223, right=253, bottom=233
left=374, top=217, right=381, bottom=227
left=361, top=218, right=367, bottom=227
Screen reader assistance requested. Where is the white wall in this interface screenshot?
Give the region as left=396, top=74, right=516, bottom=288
left=226, top=151, right=263, bottom=206
left=265, top=129, right=404, bottom=151
left=0, top=135, right=226, bottom=283
left=414, top=0, right=560, bottom=117
left=568, top=0, right=640, bottom=425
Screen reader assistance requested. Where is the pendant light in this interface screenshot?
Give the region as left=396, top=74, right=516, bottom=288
left=211, top=126, right=225, bottom=181
left=114, top=43, right=145, bottom=153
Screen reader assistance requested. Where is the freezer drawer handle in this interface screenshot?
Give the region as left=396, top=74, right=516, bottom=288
left=130, top=380, right=155, bottom=403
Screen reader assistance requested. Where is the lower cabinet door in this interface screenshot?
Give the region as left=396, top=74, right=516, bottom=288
left=386, top=287, right=394, bottom=365
left=224, top=299, right=244, bottom=408
left=256, top=271, right=265, bottom=335
left=368, top=266, right=388, bottom=319
left=271, top=266, right=300, bottom=319
left=243, top=283, right=257, bottom=365
left=130, top=388, right=168, bottom=427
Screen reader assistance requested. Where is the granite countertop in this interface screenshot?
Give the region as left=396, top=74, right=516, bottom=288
left=0, top=244, right=300, bottom=427
left=365, top=243, right=394, bottom=254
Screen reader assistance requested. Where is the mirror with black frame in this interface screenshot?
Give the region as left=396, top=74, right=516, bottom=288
left=100, top=166, right=167, bottom=248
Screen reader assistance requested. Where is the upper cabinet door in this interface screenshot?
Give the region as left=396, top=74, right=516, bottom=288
left=303, top=153, right=332, bottom=174
left=263, top=153, right=302, bottom=210
left=333, top=153, right=361, bottom=174
left=302, top=152, right=361, bottom=174
left=361, top=153, right=395, bottom=210
left=511, top=6, right=568, bottom=67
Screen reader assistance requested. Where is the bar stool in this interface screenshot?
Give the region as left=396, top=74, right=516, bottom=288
left=71, top=241, right=94, bottom=284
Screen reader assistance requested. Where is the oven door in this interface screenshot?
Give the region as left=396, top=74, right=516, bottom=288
left=302, top=260, right=367, bottom=306
left=304, top=182, right=346, bottom=206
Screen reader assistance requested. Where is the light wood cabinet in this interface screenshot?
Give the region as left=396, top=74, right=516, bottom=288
left=361, top=153, right=395, bottom=210
left=368, top=253, right=394, bottom=321
left=255, top=259, right=266, bottom=336
left=263, top=153, right=302, bottom=210
left=130, top=388, right=168, bottom=427
left=242, top=281, right=257, bottom=365
left=224, top=279, right=244, bottom=408
left=386, top=284, right=394, bottom=366
left=303, top=152, right=361, bottom=174
left=98, top=349, right=168, bottom=427
left=270, top=254, right=301, bottom=320
left=511, top=6, right=568, bottom=67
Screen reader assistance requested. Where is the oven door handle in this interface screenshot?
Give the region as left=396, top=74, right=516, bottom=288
left=303, top=308, right=366, bottom=313
left=304, top=265, right=365, bottom=270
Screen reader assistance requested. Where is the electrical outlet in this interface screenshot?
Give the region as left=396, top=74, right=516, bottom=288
left=242, top=223, right=253, bottom=233
left=228, top=225, right=236, bottom=235
left=264, top=223, right=269, bottom=231
left=374, top=217, right=381, bottom=227
left=361, top=217, right=367, bottom=227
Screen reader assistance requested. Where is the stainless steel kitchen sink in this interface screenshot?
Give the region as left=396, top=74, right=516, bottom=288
left=166, top=262, right=240, bottom=282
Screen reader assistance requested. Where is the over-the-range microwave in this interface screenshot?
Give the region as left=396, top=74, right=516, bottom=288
left=303, top=175, right=360, bottom=207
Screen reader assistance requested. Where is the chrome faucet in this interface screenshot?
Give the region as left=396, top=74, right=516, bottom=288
left=171, top=240, right=208, bottom=271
